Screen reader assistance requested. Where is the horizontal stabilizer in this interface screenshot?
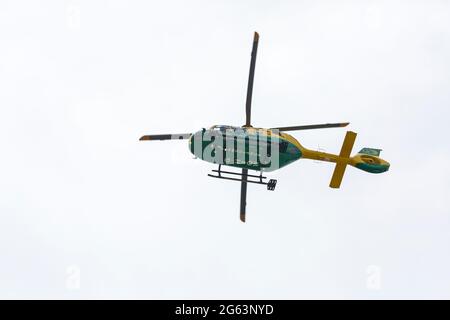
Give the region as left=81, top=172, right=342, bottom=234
left=330, top=163, right=348, bottom=189
left=329, top=131, right=357, bottom=189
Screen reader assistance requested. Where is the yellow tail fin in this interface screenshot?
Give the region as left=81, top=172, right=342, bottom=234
left=329, top=131, right=357, bottom=188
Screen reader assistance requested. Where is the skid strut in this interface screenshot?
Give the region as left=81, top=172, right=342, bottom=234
left=208, top=165, right=277, bottom=191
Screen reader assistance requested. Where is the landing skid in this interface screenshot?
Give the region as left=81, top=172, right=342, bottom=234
left=208, top=165, right=277, bottom=191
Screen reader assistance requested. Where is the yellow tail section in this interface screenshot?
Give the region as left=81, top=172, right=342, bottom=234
left=329, top=131, right=357, bottom=188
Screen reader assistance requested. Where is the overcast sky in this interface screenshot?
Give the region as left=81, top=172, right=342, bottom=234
left=1, top=0, right=449, bottom=299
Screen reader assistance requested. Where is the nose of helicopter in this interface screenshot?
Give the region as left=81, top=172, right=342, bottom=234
left=188, top=132, right=195, bottom=154
left=188, top=129, right=204, bottom=157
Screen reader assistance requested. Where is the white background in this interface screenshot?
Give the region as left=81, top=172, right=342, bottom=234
left=0, top=0, right=449, bottom=299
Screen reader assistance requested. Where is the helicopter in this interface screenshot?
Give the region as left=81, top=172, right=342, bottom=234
left=140, top=32, right=390, bottom=223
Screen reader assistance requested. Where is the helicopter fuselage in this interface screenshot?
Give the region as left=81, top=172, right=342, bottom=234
left=188, top=125, right=390, bottom=174
left=189, top=125, right=303, bottom=172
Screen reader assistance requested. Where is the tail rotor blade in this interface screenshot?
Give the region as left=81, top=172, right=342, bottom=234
left=240, top=169, right=248, bottom=222
left=244, top=32, right=259, bottom=127
left=271, top=122, right=349, bottom=132
left=139, top=133, right=191, bottom=141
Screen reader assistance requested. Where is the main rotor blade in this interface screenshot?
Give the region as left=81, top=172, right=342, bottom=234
left=239, top=169, right=248, bottom=223
left=271, top=122, right=349, bottom=132
left=244, top=32, right=259, bottom=127
left=139, top=133, right=191, bottom=141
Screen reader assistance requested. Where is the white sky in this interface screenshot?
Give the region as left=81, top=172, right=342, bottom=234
left=0, top=0, right=449, bottom=299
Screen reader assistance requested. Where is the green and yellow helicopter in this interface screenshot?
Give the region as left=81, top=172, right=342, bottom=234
left=140, top=32, right=390, bottom=222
